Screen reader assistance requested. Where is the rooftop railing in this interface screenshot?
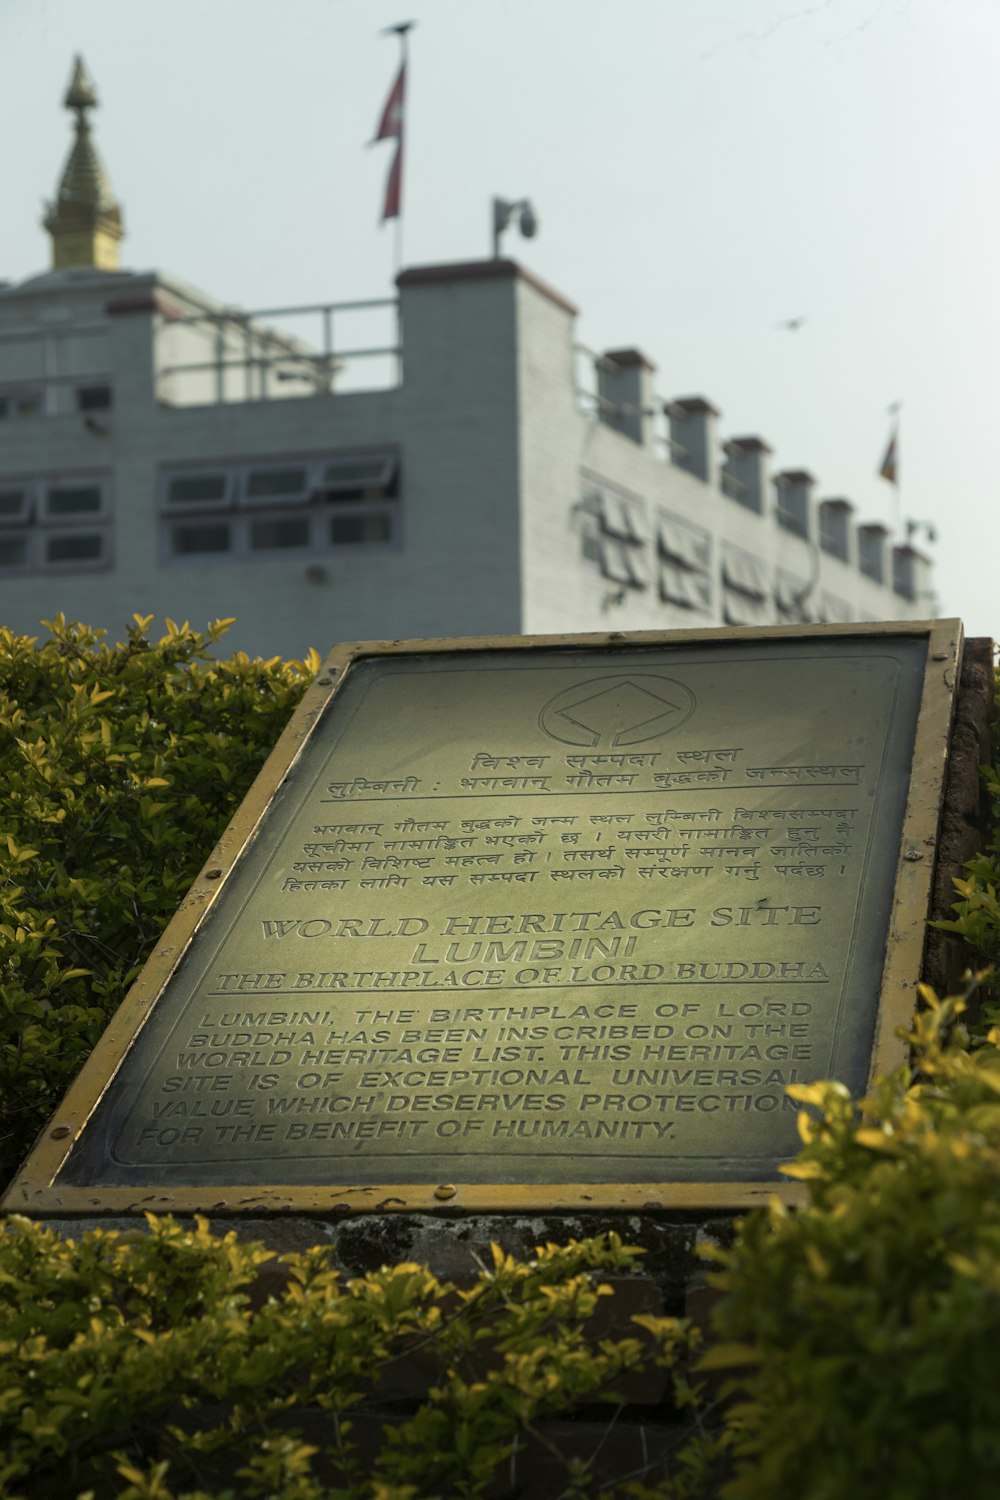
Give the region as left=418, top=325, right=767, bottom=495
left=154, top=297, right=401, bottom=405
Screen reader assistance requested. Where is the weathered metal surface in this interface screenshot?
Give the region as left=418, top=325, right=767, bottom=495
left=4, top=621, right=963, bottom=1215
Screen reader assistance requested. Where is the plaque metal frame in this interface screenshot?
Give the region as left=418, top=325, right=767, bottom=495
left=4, top=619, right=963, bottom=1217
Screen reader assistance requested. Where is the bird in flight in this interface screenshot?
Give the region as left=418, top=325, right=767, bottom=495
left=776, top=315, right=807, bottom=331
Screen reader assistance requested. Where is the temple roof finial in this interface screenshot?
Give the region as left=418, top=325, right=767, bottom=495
left=64, top=54, right=99, bottom=111
left=44, top=55, right=125, bottom=271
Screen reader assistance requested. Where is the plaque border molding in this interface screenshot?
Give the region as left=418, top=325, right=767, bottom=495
left=4, top=619, right=963, bottom=1217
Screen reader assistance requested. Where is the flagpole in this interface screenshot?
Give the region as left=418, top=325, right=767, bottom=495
left=878, top=400, right=902, bottom=535
left=383, top=21, right=414, bottom=280
left=397, top=24, right=411, bottom=277
left=888, top=400, right=902, bottom=535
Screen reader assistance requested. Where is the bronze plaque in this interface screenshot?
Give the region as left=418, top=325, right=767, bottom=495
left=5, top=623, right=961, bottom=1214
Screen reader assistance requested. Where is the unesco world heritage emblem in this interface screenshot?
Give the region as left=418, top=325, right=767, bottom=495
left=4, top=622, right=964, bottom=1218
left=539, top=675, right=697, bottom=747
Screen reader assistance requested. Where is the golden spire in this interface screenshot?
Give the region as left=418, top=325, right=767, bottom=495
left=44, top=56, right=124, bottom=271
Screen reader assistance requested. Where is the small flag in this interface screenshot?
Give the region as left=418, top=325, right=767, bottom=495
left=374, top=62, right=405, bottom=141
left=381, top=143, right=402, bottom=221
left=373, top=62, right=405, bottom=222
left=878, top=426, right=898, bottom=485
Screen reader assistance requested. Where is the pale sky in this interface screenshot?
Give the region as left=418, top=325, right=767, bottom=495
left=2, top=0, right=997, bottom=638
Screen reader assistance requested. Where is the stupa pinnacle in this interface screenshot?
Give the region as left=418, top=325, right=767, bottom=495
left=44, top=55, right=124, bottom=270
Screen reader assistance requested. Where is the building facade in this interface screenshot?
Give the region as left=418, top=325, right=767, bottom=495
left=0, top=60, right=933, bottom=659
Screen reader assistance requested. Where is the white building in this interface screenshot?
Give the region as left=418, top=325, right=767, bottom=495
left=0, top=59, right=933, bottom=659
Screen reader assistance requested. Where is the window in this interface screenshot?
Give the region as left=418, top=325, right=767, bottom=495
left=580, top=481, right=645, bottom=545
left=159, top=451, right=399, bottom=563
left=0, top=535, right=29, bottom=570
left=775, top=570, right=812, bottom=622
left=173, top=521, right=233, bottom=555
left=330, top=513, right=391, bottom=545
left=721, top=549, right=772, bottom=625
left=165, top=472, right=232, bottom=508
left=599, top=492, right=642, bottom=543
left=577, top=477, right=648, bottom=590
left=44, top=532, right=106, bottom=565
left=243, top=466, right=311, bottom=505
left=656, top=508, right=712, bottom=612
left=657, top=511, right=711, bottom=571
left=580, top=530, right=602, bottom=566
left=251, top=516, right=311, bottom=550
left=723, top=590, right=772, bottom=627
left=0, top=473, right=112, bottom=574
left=0, top=389, right=42, bottom=419
left=43, top=482, right=106, bottom=520
left=660, top=562, right=711, bottom=611
left=319, top=454, right=397, bottom=500
left=595, top=536, right=649, bottom=588
left=0, top=488, right=33, bottom=525
left=76, top=385, right=113, bottom=412
left=721, top=546, right=768, bottom=599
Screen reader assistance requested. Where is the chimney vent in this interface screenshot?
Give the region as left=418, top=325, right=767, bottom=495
left=722, top=435, right=771, bottom=515
left=858, top=523, right=889, bottom=584
left=818, top=498, right=854, bottom=564
left=774, top=470, right=815, bottom=541
left=597, top=348, right=656, bottom=446
left=666, top=396, right=721, bottom=486
left=892, top=543, right=932, bottom=604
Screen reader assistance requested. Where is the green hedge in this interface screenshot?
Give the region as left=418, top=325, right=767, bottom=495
left=0, top=615, right=316, bottom=1186
left=701, top=987, right=1000, bottom=1500
left=0, top=1225, right=702, bottom=1500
